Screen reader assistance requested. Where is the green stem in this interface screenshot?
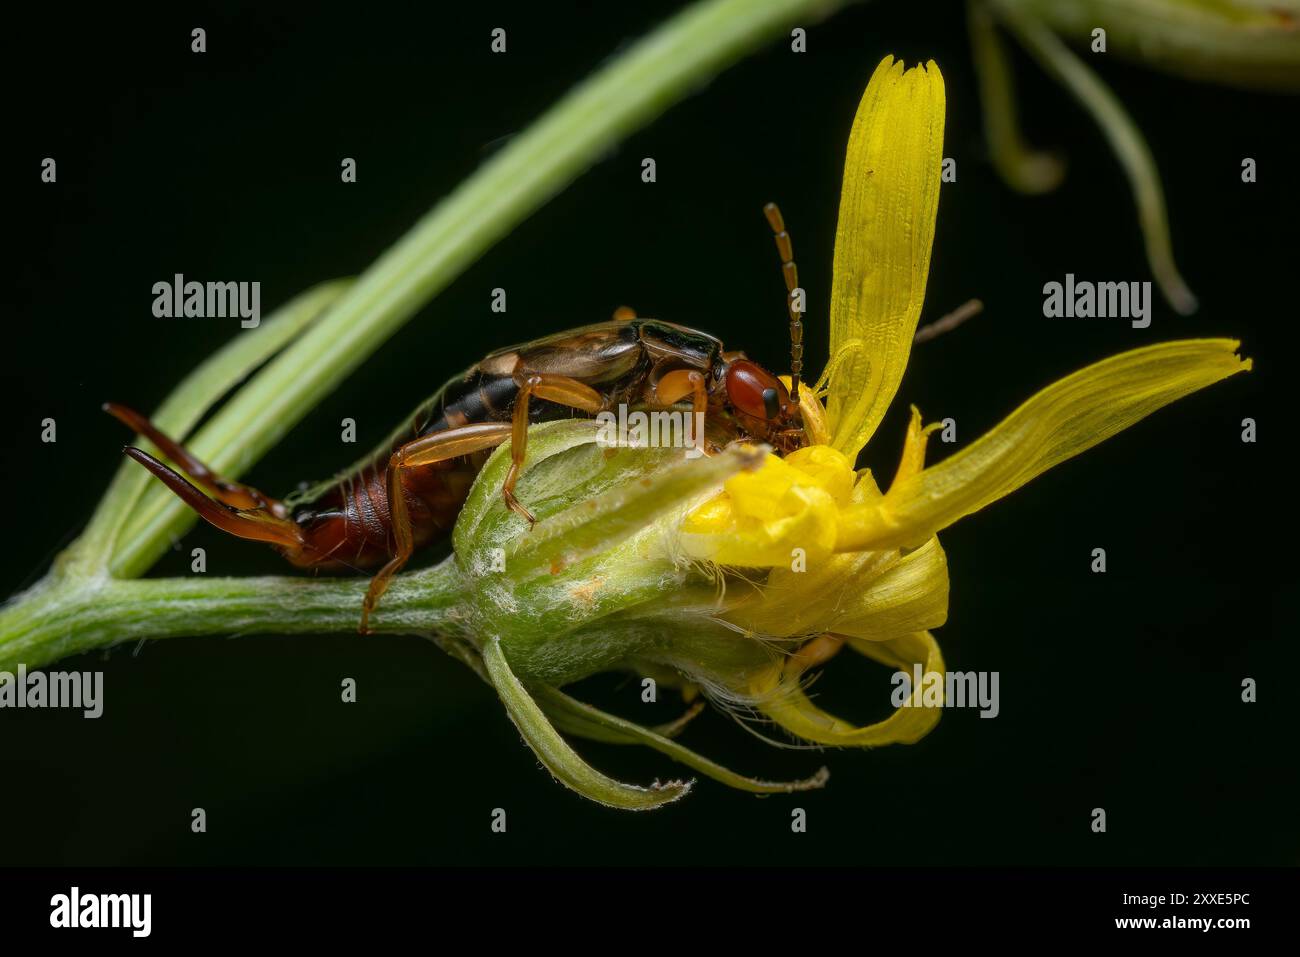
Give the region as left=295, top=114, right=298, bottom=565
left=1006, top=0, right=1300, bottom=92
left=80, top=280, right=351, bottom=577
left=967, top=0, right=1064, bottom=194
left=0, top=561, right=468, bottom=673
left=991, top=0, right=1198, bottom=314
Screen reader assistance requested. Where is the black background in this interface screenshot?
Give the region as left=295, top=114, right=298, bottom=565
left=4, top=0, right=1295, bottom=867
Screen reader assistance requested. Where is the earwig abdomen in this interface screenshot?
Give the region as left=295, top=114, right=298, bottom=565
left=288, top=455, right=484, bottom=571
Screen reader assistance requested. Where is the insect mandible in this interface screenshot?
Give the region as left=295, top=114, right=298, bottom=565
left=108, top=203, right=809, bottom=632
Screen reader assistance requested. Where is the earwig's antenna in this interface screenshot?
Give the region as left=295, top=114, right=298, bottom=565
left=763, top=202, right=802, bottom=403
left=913, top=298, right=984, bottom=345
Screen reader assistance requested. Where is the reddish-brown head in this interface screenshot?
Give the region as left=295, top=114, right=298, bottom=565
left=723, top=359, right=806, bottom=453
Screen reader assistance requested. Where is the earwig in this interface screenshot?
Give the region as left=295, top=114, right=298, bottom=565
left=110, top=205, right=810, bottom=633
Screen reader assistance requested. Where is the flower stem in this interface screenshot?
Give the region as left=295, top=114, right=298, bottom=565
left=967, top=0, right=1064, bottom=194
left=0, top=561, right=468, bottom=673
left=91, top=280, right=352, bottom=578
left=990, top=0, right=1198, bottom=314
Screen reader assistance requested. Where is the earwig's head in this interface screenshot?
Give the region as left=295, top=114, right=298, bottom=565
left=723, top=358, right=807, bottom=454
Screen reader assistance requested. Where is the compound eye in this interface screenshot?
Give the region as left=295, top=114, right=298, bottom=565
left=726, top=360, right=784, bottom=420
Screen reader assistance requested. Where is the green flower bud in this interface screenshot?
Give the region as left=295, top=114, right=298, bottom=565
left=446, top=420, right=832, bottom=809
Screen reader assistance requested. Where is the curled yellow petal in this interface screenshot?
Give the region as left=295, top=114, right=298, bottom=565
left=756, top=631, right=946, bottom=747
left=827, top=56, right=945, bottom=460
left=837, top=338, right=1252, bottom=552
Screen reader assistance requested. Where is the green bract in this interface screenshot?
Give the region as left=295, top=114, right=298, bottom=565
left=449, top=423, right=832, bottom=808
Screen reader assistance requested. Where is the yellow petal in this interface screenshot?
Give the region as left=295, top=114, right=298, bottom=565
left=780, top=375, right=832, bottom=446
left=726, top=546, right=903, bottom=637
left=829, top=537, right=949, bottom=641
left=679, top=454, right=840, bottom=566
left=826, top=56, right=945, bottom=460
left=837, top=338, right=1252, bottom=552
left=891, top=404, right=940, bottom=486
left=755, top=631, right=946, bottom=747
left=782, top=445, right=856, bottom=505
left=728, top=535, right=947, bottom=641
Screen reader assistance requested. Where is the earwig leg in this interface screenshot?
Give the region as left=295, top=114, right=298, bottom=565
left=689, top=374, right=707, bottom=420
left=359, top=422, right=513, bottom=633
left=612, top=305, right=637, bottom=322
left=122, top=447, right=305, bottom=550
left=504, top=372, right=605, bottom=526
left=913, top=298, right=984, bottom=345
left=105, top=403, right=283, bottom=514
left=652, top=369, right=712, bottom=452
left=654, top=369, right=707, bottom=415
left=786, top=634, right=846, bottom=676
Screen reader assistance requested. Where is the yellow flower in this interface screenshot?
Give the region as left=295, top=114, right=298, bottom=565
left=462, top=55, right=1249, bottom=809
left=677, top=55, right=1250, bottom=749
